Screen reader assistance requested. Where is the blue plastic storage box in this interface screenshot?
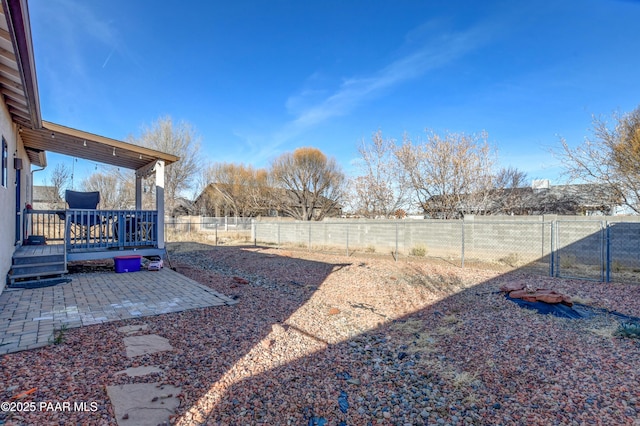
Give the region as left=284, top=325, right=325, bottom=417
left=114, top=255, right=142, bottom=273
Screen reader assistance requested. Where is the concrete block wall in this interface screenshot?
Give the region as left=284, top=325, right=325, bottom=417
left=253, top=216, right=640, bottom=268
left=605, top=222, right=640, bottom=265
left=463, top=221, right=551, bottom=263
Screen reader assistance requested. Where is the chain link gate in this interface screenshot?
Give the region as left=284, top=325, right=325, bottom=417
left=552, top=220, right=640, bottom=282
left=606, top=221, right=640, bottom=283
left=552, top=221, right=605, bottom=281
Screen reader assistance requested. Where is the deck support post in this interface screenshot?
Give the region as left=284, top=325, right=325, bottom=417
left=155, top=161, right=165, bottom=250
left=135, top=174, right=142, bottom=210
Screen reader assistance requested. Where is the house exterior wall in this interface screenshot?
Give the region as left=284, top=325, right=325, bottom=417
left=0, top=100, right=31, bottom=294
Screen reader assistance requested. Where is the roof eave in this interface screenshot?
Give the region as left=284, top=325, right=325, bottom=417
left=2, top=0, right=41, bottom=128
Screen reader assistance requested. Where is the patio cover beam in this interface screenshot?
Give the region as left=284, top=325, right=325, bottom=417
left=19, top=121, right=179, bottom=171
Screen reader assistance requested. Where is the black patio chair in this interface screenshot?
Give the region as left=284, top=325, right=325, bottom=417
left=65, top=190, right=102, bottom=238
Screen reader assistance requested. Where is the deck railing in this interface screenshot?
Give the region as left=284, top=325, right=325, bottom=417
left=24, top=209, right=158, bottom=251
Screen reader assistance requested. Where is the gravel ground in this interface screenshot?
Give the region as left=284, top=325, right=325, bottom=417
left=1, top=242, right=640, bottom=425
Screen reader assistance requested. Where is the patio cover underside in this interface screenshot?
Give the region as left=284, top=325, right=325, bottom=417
left=19, top=121, right=178, bottom=170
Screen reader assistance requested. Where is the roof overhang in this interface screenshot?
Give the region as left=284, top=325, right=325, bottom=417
left=0, top=0, right=41, bottom=129
left=20, top=121, right=179, bottom=171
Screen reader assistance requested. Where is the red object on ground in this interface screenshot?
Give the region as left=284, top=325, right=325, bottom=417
left=500, top=282, right=573, bottom=306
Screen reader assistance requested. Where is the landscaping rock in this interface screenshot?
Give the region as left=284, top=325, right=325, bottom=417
left=106, top=383, right=181, bottom=426
left=123, top=334, right=173, bottom=358
left=115, top=366, right=163, bottom=377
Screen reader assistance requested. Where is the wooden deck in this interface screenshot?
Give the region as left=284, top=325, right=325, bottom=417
left=13, top=243, right=65, bottom=259
left=10, top=243, right=165, bottom=288
left=10, top=209, right=165, bottom=285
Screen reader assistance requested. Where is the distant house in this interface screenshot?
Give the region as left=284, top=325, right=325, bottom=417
left=423, top=180, right=625, bottom=218
left=514, top=182, right=624, bottom=216
left=169, top=197, right=195, bottom=217
left=194, top=183, right=342, bottom=219
left=193, top=183, right=269, bottom=217
left=31, top=185, right=63, bottom=210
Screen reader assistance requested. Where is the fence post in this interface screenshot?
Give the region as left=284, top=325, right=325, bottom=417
left=550, top=221, right=556, bottom=277
left=215, top=223, right=218, bottom=246
left=461, top=219, right=465, bottom=268
left=277, top=222, right=281, bottom=248
left=252, top=220, right=256, bottom=246
left=308, top=221, right=311, bottom=251
left=346, top=222, right=349, bottom=257
left=605, top=221, right=611, bottom=283
left=395, top=222, right=399, bottom=262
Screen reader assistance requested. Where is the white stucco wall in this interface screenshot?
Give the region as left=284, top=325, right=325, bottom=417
left=0, top=100, right=32, bottom=294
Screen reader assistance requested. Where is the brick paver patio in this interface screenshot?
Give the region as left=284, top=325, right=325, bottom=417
left=0, top=268, right=237, bottom=355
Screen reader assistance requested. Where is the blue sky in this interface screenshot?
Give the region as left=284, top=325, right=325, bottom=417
left=30, top=0, right=640, bottom=189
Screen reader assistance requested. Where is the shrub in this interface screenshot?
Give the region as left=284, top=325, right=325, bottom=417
left=559, top=254, right=577, bottom=269
left=499, top=252, right=521, bottom=267
left=611, top=260, right=624, bottom=273
left=410, top=245, right=427, bottom=257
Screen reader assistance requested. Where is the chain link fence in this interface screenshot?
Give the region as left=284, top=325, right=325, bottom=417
left=252, top=218, right=640, bottom=283
left=164, top=217, right=252, bottom=244
left=552, top=221, right=605, bottom=281
left=607, top=221, right=640, bottom=282
left=160, top=217, right=639, bottom=282
left=551, top=220, right=640, bottom=283
left=201, top=216, right=253, bottom=230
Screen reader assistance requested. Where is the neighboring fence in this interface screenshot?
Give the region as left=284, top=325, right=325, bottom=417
left=251, top=218, right=640, bottom=283
left=201, top=216, right=252, bottom=230
left=164, top=217, right=252, bottom=244
left=161, top=216, right=640, bottom=282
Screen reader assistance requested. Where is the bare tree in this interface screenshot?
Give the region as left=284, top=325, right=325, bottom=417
left=130, top=116, right=202, bottom=215
left=344, top=176, right=376, bottom=217
left=554, top=106, right=640, bottom=213
left=82, top=168, right=134, bottom=209
left=197, top=162, right=270, bottom=216
left=270, top=147, right=345, bottom=221
left=394, top=130, right=496, bottom=218
left=46, top=163, right=71, bottom=206
left=490, top=166, right=529, bottom=214
left=350, top=130, right=411, bottom=218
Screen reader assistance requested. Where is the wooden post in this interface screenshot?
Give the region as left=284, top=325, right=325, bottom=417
left=135, top=174, right=142, bottom=210
left=155, top=161, right=165, bottom=250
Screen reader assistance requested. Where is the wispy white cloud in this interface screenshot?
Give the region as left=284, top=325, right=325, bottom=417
left=32, top=0, right=136, bottom=123
left=261, top=22, right=494, bottom=161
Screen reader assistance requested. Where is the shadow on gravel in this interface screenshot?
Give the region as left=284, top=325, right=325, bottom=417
left=1, top=241, right=638, bottom=425
left=169, top=243, right=640, bottom=425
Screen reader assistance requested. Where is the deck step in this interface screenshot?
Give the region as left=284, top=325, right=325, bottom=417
left=9, top=244, right=68, bottom=286
left=10, top=262, right=67, bottom=277
left=9, top=276, right=72, bottom=289
left=9, top=266, right=68, bottom=280
left=12, top=254, right=65, bottom=265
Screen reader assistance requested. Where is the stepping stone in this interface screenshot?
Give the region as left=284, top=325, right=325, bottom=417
left=123, top=334, right=173, bottom=358
left=117, top=324, right=149, bottom=335
left=106, top=383, right=181, bottom=426
left=115, top=366, right=163, bottom=377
